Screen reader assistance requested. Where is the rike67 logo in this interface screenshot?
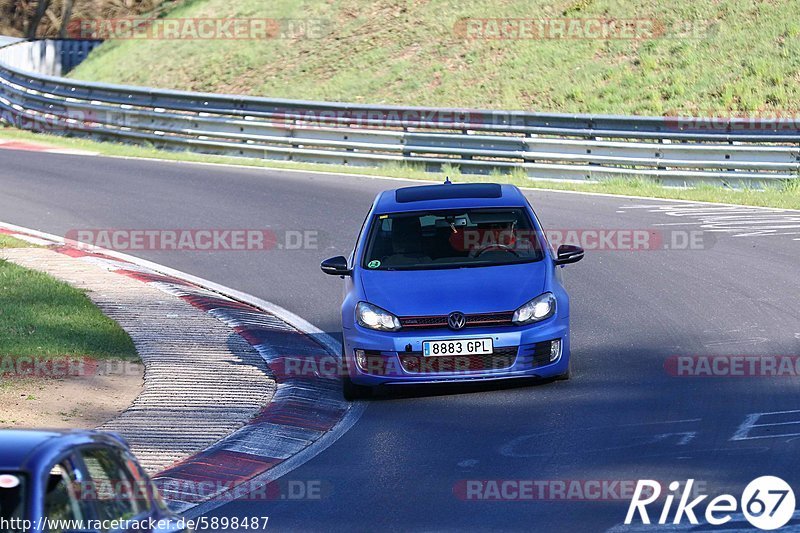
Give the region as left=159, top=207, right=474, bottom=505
left=625, top=477, right=796, bottom=530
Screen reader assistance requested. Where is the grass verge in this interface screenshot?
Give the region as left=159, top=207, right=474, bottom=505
left=0, top=234, right=35, bottom=248
left=0, top=237, right=143, bottom=428
left=1, top=126, right=799, bottom=210
left=0, top=258, right=138, bottom=364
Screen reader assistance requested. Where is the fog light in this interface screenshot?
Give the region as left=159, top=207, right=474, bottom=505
left=550, top=339, right=562, bottom=362
left=354, top=349, right=367, bottom=370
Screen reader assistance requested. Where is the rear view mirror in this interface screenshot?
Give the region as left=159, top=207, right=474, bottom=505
left=554, top=244, right=584, bottom=265
left=321, top=255, right=351, bottom=276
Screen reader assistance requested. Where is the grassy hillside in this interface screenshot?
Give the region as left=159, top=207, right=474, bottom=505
left=68, top=0, right=800, bottom=115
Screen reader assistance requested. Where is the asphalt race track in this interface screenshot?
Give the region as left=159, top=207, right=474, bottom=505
left=2, top=149, right=799, bottom=531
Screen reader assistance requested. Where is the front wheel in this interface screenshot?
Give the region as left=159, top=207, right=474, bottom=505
left=555, top=356, right=572, bottom=381
left=341, top=342, right=373, bottom=400
left=342, top=374, right=373, bottom=400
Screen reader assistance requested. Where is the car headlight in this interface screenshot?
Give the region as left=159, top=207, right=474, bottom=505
left=356, top=302, right=401, bottom=331
left=512, top=292, right=556, bottom=325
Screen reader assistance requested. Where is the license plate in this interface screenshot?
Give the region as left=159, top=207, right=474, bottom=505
left=422, top=338, right=493, bottom=357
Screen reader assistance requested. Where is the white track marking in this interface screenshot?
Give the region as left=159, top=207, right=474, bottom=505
left=0, top=220, right=367, bottom=517
left=618, top=203, right=800, bottom=239
left=500, top=419, right=703, bottom=458
left=731, top=410, right=800, bottom=441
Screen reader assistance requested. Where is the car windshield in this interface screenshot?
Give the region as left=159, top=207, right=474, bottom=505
left=0, top=473, right=25, bottom=533
left=363, top=208, right=543, bottom=270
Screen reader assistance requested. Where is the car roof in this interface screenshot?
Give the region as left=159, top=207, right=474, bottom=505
left=374, top=183, right=528, bottom=213
left=0, top=429, right=127, bottom=471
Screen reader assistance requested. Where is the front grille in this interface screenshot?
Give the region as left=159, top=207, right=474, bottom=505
left=399, top=311, right=515, bottom=330
left=399, top=346, right=518, bottom=373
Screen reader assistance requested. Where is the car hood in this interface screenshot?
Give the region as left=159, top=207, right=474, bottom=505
left=359, top=262, right=548, bottom=316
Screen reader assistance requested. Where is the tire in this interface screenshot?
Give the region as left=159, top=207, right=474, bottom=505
left=341, top=342, right=373, bottom=400
left=342, top=374, right=373, bottom=400
left=555, top=356, right=572, bottom=381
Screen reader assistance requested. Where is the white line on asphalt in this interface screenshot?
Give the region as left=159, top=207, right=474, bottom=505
left=731, top=410, right=800, bottom=441
left=500, top=419, right=703, bottom=458
left=618, top=203, right=800, bottom=239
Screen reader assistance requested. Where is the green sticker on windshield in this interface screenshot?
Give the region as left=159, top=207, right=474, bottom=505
left=368, top=260, right=381, bottom=269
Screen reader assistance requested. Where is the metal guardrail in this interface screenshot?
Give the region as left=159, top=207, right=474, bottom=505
left=0, top=37, right=23, bottom=47
left=1, top=39, right=799, bottom=187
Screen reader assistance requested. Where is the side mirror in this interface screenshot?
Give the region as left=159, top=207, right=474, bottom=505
left=321, top=255, right=351, bottom=276
left=554, top=244, right=584, bottom=265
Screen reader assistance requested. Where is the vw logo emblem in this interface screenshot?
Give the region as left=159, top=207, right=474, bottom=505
left=447, top=311, right=466, bottom=330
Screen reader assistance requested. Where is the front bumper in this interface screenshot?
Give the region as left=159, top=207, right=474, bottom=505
left=343, top=317, right=570, bottom=386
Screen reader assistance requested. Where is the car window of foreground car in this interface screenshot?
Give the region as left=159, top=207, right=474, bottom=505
left=0, top=473, right=25, bottom=533
left=362, top=208, right=544, bottom=271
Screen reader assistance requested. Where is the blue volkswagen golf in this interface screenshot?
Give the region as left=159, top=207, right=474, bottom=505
left=321, top=182, right=584, bottom=399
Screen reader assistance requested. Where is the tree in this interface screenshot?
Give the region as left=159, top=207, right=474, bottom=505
left=26, top=0, right=51, bottom=39
left=58, top=0, right=74, bottom=38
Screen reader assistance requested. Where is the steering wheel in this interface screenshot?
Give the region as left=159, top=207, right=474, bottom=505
left=470, top=243, right=520, bottom=258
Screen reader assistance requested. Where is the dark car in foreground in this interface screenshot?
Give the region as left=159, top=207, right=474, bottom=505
left=0, top=429, right=189, bottom=533
left=322, top=182, right=584, bottom=399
